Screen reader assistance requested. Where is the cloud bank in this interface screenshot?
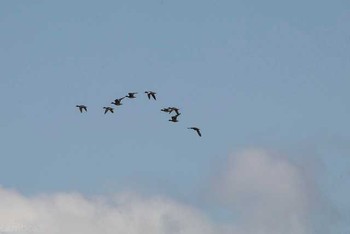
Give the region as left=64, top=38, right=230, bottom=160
left=215, top=149, right=311, bottom=234
left=0, top=149, right=313, bottom=234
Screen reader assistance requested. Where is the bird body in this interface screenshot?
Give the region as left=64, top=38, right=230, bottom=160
left=111, top=97, right=125, bottom=106
left=161, top=107, right=172, bottom=113
left=76, top=105, right=87, bottom=113
left=103, top=107, right=114, bottom=114
left=145, top=91, right=157, bottom=100
left=169, top=113, right=181, bottom=122
left=188, top=127, right=202, bottom=137
left=125, top=92, right=137, bottom=98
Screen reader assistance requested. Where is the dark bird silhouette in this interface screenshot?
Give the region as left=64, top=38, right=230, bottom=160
left=125, top=92, right=137, bottom=98
left=161, top=107, right=172, bottom=113
left=76, top=105, right=87, bottom=113
left=103, top=107, right=114, bottom=114
left=169, top=107, right=180, bottom=115
left=145, top=91, right=156, bottom=100
left=111, top=97, right=125, bottom=106
left=188, top=127, right=202, bottom=137
left=169, top=113, right=181, bottom=122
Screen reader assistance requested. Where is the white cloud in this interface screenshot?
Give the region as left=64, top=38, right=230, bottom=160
left=0, top=189, right=218, bottom=234
left=215, top=149, right=312, bottom=234
left=0, top=149, right=314, bottom=234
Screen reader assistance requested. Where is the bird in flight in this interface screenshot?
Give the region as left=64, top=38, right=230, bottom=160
left=169, top=113, right=181, bottom=122
left=169, top=107, right=180, bottom=115
left=76, top=105, right=87, bottom=113
left=161, top=107, right=172, bottom=113
left=103, top=107, right=114, bottom=114
left=125, top=92, right=137, bottom=98
left=145, top=91, right=157, bottom=100
left=188, top=127, right=202, bottom=137
left=111, top=97, right=125, bottom=106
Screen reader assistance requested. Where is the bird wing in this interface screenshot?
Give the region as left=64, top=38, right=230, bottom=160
left=79, top=107, right=83, bottom=113
left=104, top=109, right=108, bottom=114
left=110, top=109, right=114, bottom=113
left=195, top=129, right=202, bottom=137
left=147, top=93, right=151, bottom=99
left=83, top=106, right=87, bottom=112
left=151, top=93, right=156, bottom=100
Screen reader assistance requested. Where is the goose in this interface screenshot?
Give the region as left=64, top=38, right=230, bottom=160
left=111, top=97, right=125, bottom=106
left=125, top=92, right=137, bottom=98
left=169, top=107, right=180, bottom=115
left=161, top=107, right=172, bottom=113
left=103, top=107, right=114, bottom=114
left=145, top=91, right=156, bottom=100
left=188, top=127, right=202, bottom=137
left=169, top=113, right=181, bottom=122
left=76, top=105, right=87, bottom=113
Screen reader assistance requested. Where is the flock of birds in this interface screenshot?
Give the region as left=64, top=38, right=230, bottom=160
left=76, top=91, right=202, bottom=137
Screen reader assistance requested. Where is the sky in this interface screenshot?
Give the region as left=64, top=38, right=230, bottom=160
left=0, top=0, right=349, bottom=233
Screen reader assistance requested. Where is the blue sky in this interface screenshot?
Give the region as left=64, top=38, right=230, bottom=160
left=0, top=1, right=349, bottom=233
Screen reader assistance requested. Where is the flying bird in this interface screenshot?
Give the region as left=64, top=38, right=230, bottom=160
left=145, top=91, right=156, bottom=100
left=76, top=105, right=87, bottom=113
left=103, top=107, right=114, bottom=114
left=188, top=127, right=202, bottom=137
left=169, top=107, right=180, bottom=115
left=169, top=113, right=181, bottom=122
left=161, top=107, right=172, bottom=113
left=111, top=97, right=125, bottom=106
left=125, top=92, right=137, bottom=98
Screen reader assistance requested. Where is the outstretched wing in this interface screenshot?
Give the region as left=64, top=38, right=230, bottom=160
left=79, top=107, right=83, bottom=113
left=147, top=93, right=151, bottom=99
left=104, top=109, right=108, bottom=114
left=110, top=109, right=114, bottom=113
left=83, top=106, right=87, bottom=112
left=195, top=129, right=202, bottom=137
left=151, top=93, right=156, bottom=100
